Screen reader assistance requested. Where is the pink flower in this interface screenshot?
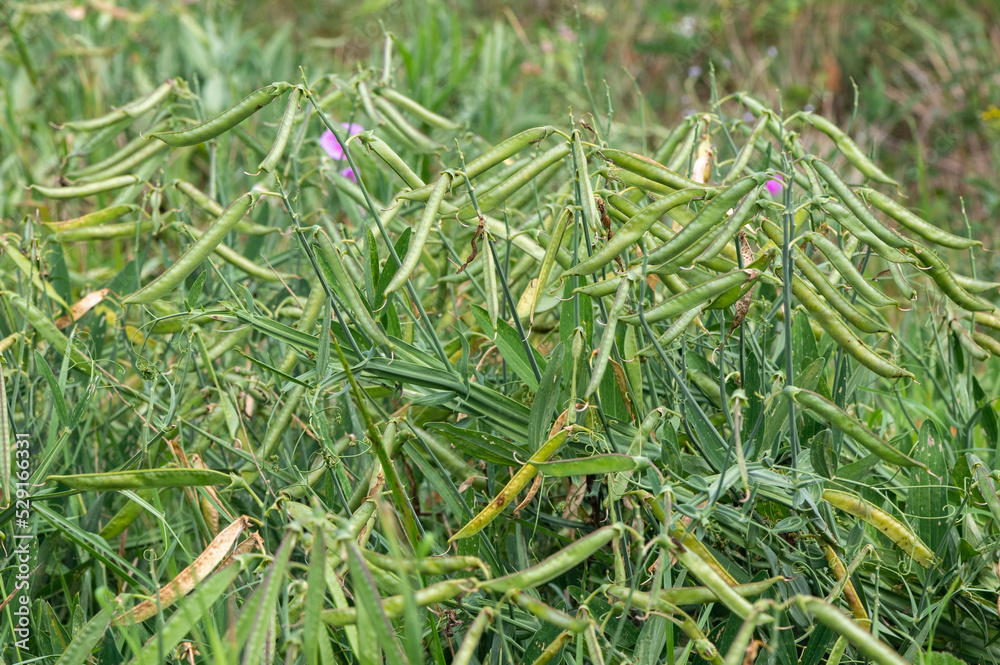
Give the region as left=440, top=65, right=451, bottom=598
left=339, top=167, right=357, bottom=183
left=320, top=123, right=365, bottom=161
left=765, top=174, right=785, bottom=197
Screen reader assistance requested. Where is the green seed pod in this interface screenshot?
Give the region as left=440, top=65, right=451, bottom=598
left=585, top=278, right=630, bottom=398
left=47, top=468, right=230, bottom=490
left=42, top=204, right=138, bottom=231
left=911, top=245, right=994, bottom=312
left=622, top=270, right=759, bottom=326
left=55, top=221, right=154, bottom=242
left=60, top=79, right=176, bottom=131
left=805, top=231, right=896, bottom=308
left=638, top=306, right=703, bottom=357
left=376, top=86, right=462, bottom=130
left=862, top=188, right=978, bottom=250
left=801, top=112, right=899, bottom=186
left=385, top=173, right=452, bottom=295
left=821, top=489, right=935, bottom=568
left=149, top=82, right=292, bottom=147
left=373, top=95, right=442, bottom=153
left=29, top=175, right=140, bottom=200
left=822, top=200, right=913, bottom=264
left=256, top=86, right=302, bottom=174
left=810, top=158, right=910, bottom=249
left=76, top=140, right=169, bottom=182
left=454, top=143, right=572, bottom=220
left=122, top=191, right=262, bottom=304
left=787, top=387, right=925, bottom=468
left=173, top=180, right=276, bottom=236
left=602, top=148, right=718, bottom=196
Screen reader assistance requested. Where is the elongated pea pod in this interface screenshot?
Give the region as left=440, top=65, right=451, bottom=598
left=29, top=174, right=139, bottom=200
left=585, top=278, right=630, bottom=398
left=911, top=245, right=993, bottom=312
left=574, top=271, right=629, bottom=298
left=122, top=191, right=260, bottom=305
left=375, top=86, right=462, bottom=130
left=55, top=221, right=154, bottom=242
left=43, top=203, right=137, bottom=231
left=172, top=180, right=276, bottom=236
left=821, top=200, right=913, bottom=264
left=452, top=608, right=495, bottom=665
left=822, top=489, right=935, bottom=568
left=5, top=292, right=90, bottom=368
left=782, top=270, right=913, bottom=378
left=888, top=262, right=916, bottom=302
left=659, top=535, right=755, bottom=619
left=645, top=176, right=762, bottom=265
left=511, top=591, right=589, bottom=632
left=373, top=94, right=442, bottom=153
left=255, top=86, right=301, bottom=174
left=76, top=140, right=170, bottom=183
left=637, top=306, right=703, bottom=357
left=481, top=523, right=625, bottom=593
left=862, top=188, right=978, bottom=249
left=809, top=158, right=910, bottom=250
left=695, top=184, right=762, bottom=264
left=565, top=188, right=707, bottom=277
left=455, top=142, right=572, bottom=220
left=724, top=112, right=772, bottom=183
left=450, top=428, right=574, bottom=541
left=321, top=578, right=472, bottom=626
left=805, top=232, right=896, bottom=307
left=181, top=226, right=285, bottom=282
left=792, top=250, right=889, bottom=334
left=652, top=112, right=698, bottom=163
left=606, top=578, right=782, bottom=611
left=67, top=124, right=169, bottom=179
left=99, top=489, right=158, bottom=540
left=357, top=132, right=425, bottom=189
left=149, top=82, right=292, bottom=147
left=788, top=387, right=925, bottom=468
left=622, top=269, right=759, bottom=326
left=314, top=231, right=393, bottom=350
left=386, top=173, right=452, bottom=296
left=973, top=331, right=1000, bottom=357
left=796, top=596, right=908, bottom=665
left=522, top=207, right=572, bottom=322
left=800, top=112, right=899, bottom=186
left=59, top=78, right=176, bottom=131
left=952, top=273, right=1000, bottom=294
left=602, top=148, right=717, bottom=196
left=361, top=550, right=489, bottom=578
left=482, top=231, right=501, bottom=331
left=47, top=467, right=230, bottom=490
left=950, top=318, right=990, bottom=361
left=573, top=131, right=600, bottom=233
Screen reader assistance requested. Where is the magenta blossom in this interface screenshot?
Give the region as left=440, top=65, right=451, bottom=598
left=765, top=174, right=785, bottom=197
left=320, top=123, right=365, bottom=161
left=339, top=167, right=357, bottom=183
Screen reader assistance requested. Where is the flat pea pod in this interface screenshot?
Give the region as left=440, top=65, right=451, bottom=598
left=805, top=231, right=896, bottom=307
left=55, top=220, right=154, bottom=242
left=662, top=536, right=755, bottom=619
left=565, top=188, right=707, bottom=277
left=801, top=112, right=899, bottom=186
left=173, top=180, right=277, bottom=236
left=782, top=270, right=913, bottom=378
left=314, top=231, right=393, bottom=350
left=973, top=331, right=1000, bottom=357
left=797, top=596, right=909, bottom=665
left=653, top=112, right=699, bottom=163
left=694, top=183, right=762, bottom=263
left=621, top=269, right=758, bottom=326
left=790, top=247, right=889, bottom=334
left=47, top=468, right=230, bottom=490
left=184, top=225, right=286, bottom=282
left=602, top=149, right=718, bottom=195
left=481, top=523, right=625, bottom=593
left=644, top=176, right=761, bottom=265
left=638, top=305, right=703, bottom=357
left=821, top=489, right=935, bottom=568
left=606, top=578, right=782, bottom=610
left=122, top=191, right=261, bottom=305
left=573, top=131, right=600, bottom=233
left=733, top=92, right=782, bottom=137
left=385, top=173, right=452, bottom=295
left=455, top=143, right=572, bottom=220
left=510, top=592, right=589, bottom=632
left=372, top=95, right=442, bottom=153
left=358, top=132, right=425, bottom=189
left=585, top=278, right=631, bottom=398
left=888, top=262, right=916, bottom=302
left=67, top=123, right=169, bottom=180
left=77, top=140, right=169, bottom=182
left=972, top=311, right=1000, bottom=331
left=451, top=608, right=495, bottom=665
left=362, top=550, right=488, bottom=578
left=99, top=489, right=157, bottom=540
left=375, top=86, right=462, bottom=130
left=950, top=318, right=990, bottom=361
left=256, top=86, right=301, bottom=174
left=5, top=292, right=90, bottom=367
left=821, top=200, right=913, bottom=264
left=450, top=428, right=573, bottom=541
left=43, top=204, right=138, bottom=231
left=911, top=245, right=994, bottom=312
left=29, top=175, right=139, bottom=200
left=149, top=82, right=292, bottom=147
left=59, top=78, right=176, bottom=131
left=574, top=271, right=628, bottom=299
left=809, top=158, right=910, bottom=249
left=397, top=127, right=555, bottom=203
left=864, top=188, right=979, bottom=249
left=724, top=113, right=772, bottom=183
left=952, top=273, right=1000, bottom=294
left=787, top=387, right=925, bottom=469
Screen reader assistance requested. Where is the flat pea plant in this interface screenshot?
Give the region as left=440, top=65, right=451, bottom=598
left=4, top=71, right=1000, bottom=665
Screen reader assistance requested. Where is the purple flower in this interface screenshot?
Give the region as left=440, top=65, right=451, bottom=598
left=320, top=123, right=365, bottom=161
left=765, top=175, right=785, bottom=197
left=339, top=167, right=357, bottom=183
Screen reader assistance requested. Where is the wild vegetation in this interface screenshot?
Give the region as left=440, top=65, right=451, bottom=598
left=2, top=2, right=1000, bottom=664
